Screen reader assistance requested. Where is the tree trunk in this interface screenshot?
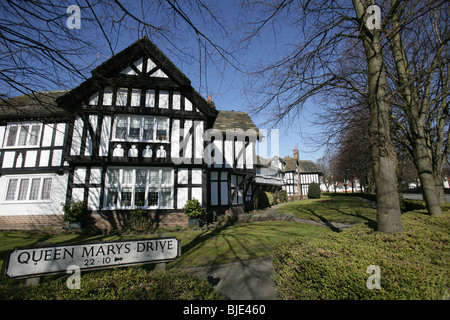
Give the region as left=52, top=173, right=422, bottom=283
left=353, top=0, right=402, bottom=233
left=437, top=174, right=446, bottom=204
left=388, top=1, right=443, bottom=216
left=413, top=137, right=444, bottom=216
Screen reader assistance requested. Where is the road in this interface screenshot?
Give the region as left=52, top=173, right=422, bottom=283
left=402, top=193, right=450, bottom=202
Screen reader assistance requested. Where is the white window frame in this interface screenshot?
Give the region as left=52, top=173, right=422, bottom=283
left=3, top=122, right=43, bottom=148
left=103, top=167, right=174, bottom=210
left=111, top=115, right=170, bottom=143
left=3, top=176, right=53, bottom=203
left=116, top=87, right=128, bottom=106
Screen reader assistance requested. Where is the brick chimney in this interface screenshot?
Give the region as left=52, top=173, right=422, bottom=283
left=293, top=146, right=302, bottom=196
left=293, top=146, right=299, bottom=159
left=207, top=95, right=215, bottom=109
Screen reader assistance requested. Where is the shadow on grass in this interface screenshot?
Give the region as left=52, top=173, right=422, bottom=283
left=300, top=206, right=343, bottom=232
left=169, top=220, right=327, bottom=269
left=277, top=196, right=377, bottom=232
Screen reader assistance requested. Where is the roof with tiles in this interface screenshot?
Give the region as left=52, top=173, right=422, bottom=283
left=0, top=90, right=70, bottom=122
left=212, top=110, right=260, bottom=134
left=283, top=157, right=321, bottom=173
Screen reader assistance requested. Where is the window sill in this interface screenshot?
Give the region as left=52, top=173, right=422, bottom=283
left=110, top=139, right=170, bottom=144
left=2, top=200, right=52, bottom=205
left=2, top=145, right=41, bottom=149
left=102, top=206, right=174, bottom=210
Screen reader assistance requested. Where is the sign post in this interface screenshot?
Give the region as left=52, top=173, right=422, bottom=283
left=3, top=237, right=180, bottom=279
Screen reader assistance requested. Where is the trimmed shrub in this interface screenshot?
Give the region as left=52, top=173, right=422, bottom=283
left=307, top=182, right=321, bottom=199
left=275, top=189, right=288, bottom=203
left=357, top=193, right=377, bottom=202
left=237, top=212, right=294, bottom=222
left=62, top=201, right=87, bottom=223
left=256, top=191, right=274, bottom=209
left=272, top=212, right=450, bottom=299
left=266, top=192, right=276, bottom=205
left=400, top=198, right=427, bottom=212
left=183, top=198, right=205, bottom=218
left=0, top=268, right=224, bottom=300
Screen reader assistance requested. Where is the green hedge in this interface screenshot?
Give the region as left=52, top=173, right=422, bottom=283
left=272, top=212, right=450, bottom=299
left=0, top=268, right=224, bottom=300
left=307, top=182, right=321, bottom=199
left=256, top=191, right=276, bottom=209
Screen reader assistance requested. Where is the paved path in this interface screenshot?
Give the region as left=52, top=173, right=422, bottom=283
left=185, top=257, right=277, bottom=300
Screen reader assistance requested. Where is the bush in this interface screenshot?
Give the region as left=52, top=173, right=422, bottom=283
left=62, top=201, right=87, bottom=223
left=237, top=212, right=294, bottom=222
left=0, top=268, right=225, bottom=300
left=124, top=208, right=155, bottom=233
left=400, top=198, right=427, bottom=212
left=357, top=193, right=377, bottom=202
left=266, top=192, right=276, bottom=205
left=255, top=191, right=269, bottom=209
left=255, top=191, right=277, bottom=208
left=272, top=212, right=450, bottom=299
left=307, top=182, right=321, bottom=199
left=275, top=189, right=288, bottom=203
left=183, top=198, right=205, bottom=218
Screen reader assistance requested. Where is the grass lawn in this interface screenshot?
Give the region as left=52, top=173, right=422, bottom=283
left=0, top=195, right=375, bottom=277
left=277, top=194, right=377, bottom=225
left=0, top=220, right=332, bottom=281
left=167, top=220, right=333, bottom=269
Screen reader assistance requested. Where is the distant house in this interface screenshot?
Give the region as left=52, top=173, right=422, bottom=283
left=254, top=156, right=284, bottom=194
left=0, top=36, right=261, bottom=231
left=282, top=147, right=322, bottom=197
left=255, top=148, right=322, bottom=198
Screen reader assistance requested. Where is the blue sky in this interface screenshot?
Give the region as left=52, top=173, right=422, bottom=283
left=2, top=0, right=327, bottom=162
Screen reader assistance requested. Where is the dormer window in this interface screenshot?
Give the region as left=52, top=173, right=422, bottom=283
left=4, top=122, right=42, bottom=148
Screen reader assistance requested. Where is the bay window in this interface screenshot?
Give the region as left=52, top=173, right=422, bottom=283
left=104, top=167, right=173, bottom=209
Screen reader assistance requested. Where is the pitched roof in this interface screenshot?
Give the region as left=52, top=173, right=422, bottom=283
left=91, top=36, right=191, bottom=87
left=282, top=157, right=321, bottom=173
left=299, top=160, right=321, bottom=173
left=256, top=156, right=283, bottom=171
left=0, top=90, right=70, bottom=123
left=56, top=36, right=217, bottom=119
left=283, top=157, right=297, bottom=172
left=212, top=110, right=260, bottom=134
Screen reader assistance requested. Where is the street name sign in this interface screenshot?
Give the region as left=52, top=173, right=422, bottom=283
left=3, top=237, right=180, bottom=278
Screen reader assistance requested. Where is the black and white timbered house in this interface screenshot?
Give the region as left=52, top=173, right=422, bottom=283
left=0, top=37, right=260, bottom=231
left=282, top=147, right=322, bottom=197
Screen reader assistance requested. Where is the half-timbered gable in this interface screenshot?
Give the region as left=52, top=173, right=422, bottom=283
left=206, top=110, right=259, bottom=213
left=53, top=37, right=218, bottom=229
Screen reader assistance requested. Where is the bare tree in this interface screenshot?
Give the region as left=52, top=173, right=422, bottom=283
left=312, top=0, right=448, bottom=216
left=0, top=0, right=236, bottom=105
left=385, top=0, right=449, bottom=215
left=239, top=0, right=403, bottom=232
